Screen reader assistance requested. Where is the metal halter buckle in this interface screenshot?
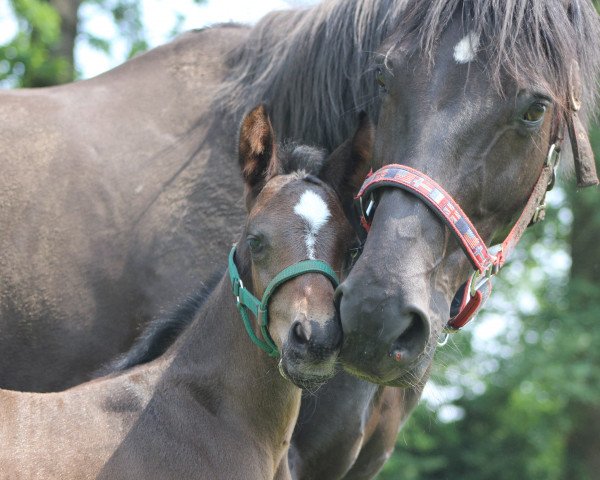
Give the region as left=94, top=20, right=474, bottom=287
left=469, top=263, right=497, bottom=297
left=546, top=143, right=560, bottom=191
left=360, top=194, right=376, bottom=222
left=234, top=278, right=244, bottom=305
left=531, top=143, right=560, bottom=225
left=531, top=202, right=546, bottom=224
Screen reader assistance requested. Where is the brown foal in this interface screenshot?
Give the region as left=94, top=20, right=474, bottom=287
left=0, top=105, right=370, bottom=480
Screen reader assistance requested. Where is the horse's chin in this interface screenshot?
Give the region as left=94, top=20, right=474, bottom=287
left=278, top=357, right=337, bottom=389
left=340, top=353, right=431, bottom=388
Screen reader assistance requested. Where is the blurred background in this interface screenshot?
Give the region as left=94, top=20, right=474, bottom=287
left=0, top=1, right=599, bottom=478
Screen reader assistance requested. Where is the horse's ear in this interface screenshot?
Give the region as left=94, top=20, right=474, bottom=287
left=239, top=104, right=281, bottom=206
left=320, top=112, right=373, bottom=202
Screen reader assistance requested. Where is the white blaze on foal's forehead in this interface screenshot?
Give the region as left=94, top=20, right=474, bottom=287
left=293, top=189, right=331, bottom=260
left=453, top=32, right=479, bottom=64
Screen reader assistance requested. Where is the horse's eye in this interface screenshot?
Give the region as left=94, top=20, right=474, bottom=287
left=246, top=235, right=263, bottom=254
left=375, top=67, right=386, bottom=88
left=523, top=103, right=547, bottom=123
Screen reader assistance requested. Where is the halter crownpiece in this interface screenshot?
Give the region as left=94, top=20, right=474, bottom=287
left=228, top=245, right=340, bottom=357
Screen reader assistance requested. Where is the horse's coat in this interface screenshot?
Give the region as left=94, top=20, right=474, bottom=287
left=2, top=1, right=598, bottom=479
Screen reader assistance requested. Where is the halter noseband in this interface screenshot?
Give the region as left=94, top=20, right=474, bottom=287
left=228, top=245, right=340, bottom=357
left=355, top=128, right=562, bottom=335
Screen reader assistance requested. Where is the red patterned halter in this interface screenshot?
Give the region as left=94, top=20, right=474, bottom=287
left=355, top=145, right=559, bottom=332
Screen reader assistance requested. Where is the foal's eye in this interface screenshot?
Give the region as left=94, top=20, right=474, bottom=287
left=523, top=103, right=547, bottom=123
left=246, top=235, right=264, bottom=254
left=375, top=67, right=386, bottom=89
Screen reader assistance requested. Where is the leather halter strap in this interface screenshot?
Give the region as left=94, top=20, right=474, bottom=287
left=355, top=137, right=560, bottom=332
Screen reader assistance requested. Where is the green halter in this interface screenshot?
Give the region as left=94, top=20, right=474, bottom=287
left=228, top=245, right=340, bottom=358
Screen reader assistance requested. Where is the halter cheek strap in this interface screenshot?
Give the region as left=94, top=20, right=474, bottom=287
left=355, top=142, right=560, bottom=332
left=228, top=245, right=340, bottom=357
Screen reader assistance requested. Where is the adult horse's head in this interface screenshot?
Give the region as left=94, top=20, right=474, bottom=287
left=337, top=0, right=600, bottom=386
left=235, top=105, right=371, bottom=388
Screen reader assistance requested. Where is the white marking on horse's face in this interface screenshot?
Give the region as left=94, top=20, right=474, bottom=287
left=293, top=190, right=331, bottom=260
left=453, top=32, right=479, bottom=64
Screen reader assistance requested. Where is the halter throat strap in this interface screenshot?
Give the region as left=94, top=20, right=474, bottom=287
left=228, top=245, right=340, bottom=357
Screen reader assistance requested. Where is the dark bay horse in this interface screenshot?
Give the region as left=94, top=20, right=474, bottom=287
left=1, top=0, right=405, bottom=393
left=336, top=0, right=600, bottom=389
left=1, top=1, right=599, bottom=479
left=3, top=0, right=597, bottom=393
left=0, top=105, right=364, bottom=480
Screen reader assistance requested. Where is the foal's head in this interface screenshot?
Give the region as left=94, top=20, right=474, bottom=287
left=234, top=105, right=371, bottom=387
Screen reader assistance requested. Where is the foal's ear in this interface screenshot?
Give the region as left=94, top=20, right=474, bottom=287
left=320, top=113, right=374, bottom=202
left=239, top=104, right=281, bottom=206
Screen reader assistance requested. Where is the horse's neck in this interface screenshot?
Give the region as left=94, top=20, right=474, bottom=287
left=164, top=275, right=301, bottom=448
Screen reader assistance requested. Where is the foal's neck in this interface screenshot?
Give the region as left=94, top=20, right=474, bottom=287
left=164, top=275, right=300, bottom=448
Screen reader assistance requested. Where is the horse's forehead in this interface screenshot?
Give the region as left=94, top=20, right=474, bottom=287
left=253, top=176, right=331, bottom=217
left=293, top=189, right=331, bottom=229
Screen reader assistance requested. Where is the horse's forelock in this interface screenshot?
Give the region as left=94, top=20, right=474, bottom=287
left=278, top=143, right=328, bottom=176
left=397, top=0, right=600, bottom=123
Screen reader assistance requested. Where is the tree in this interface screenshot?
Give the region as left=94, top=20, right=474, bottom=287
left=0, top=0, right=204, bottom=87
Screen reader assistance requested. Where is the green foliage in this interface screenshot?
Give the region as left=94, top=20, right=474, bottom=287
left=0, top=0, right=69, bottom=87
left=80, top=0, right=148, bottom=61
left=0, top=0, right=207, bottom=87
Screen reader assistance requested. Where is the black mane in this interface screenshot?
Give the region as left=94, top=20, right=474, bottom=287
left=218, top=0, right=409, bottom=150
left=217, top=0, right=600, bottom=152
left=96, top=272, right=222, bottom=376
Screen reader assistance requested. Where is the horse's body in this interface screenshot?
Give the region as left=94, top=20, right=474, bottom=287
left=1, top=283, right=301, bottom=480
left=2, top=6, right=411, bottom=476
left=102, top=293, right=420, bottom=480
left=291, top=373, right=419, bottom=479
left=0, top=105, right=358, bottom=480
left=0, top=26, right=250, bottom=391
left=3, top=1, right=598, bottom=479
left=1, top=1, right=413, bottom=393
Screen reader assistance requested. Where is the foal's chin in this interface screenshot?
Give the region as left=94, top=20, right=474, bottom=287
left=278, top=354, right=338, bottom=390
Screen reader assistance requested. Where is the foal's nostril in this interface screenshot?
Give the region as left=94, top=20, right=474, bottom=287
left=292, top=321, right=310, bottom=344
left=389, top=310, right=430, bottom=363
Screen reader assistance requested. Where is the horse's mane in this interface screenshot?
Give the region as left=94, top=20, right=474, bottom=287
left=218, top=0, right=600, bottom=152
left=396, top=0, right=600, bottom=121
left=218, top=0, right=409, bottom=150
left=96, top=272, right=222, bottom=376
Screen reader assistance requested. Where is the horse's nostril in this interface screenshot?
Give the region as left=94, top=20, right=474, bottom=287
left=390, top=311, right=429, bottom=363
left=292, top=321, right=310, bottom=344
